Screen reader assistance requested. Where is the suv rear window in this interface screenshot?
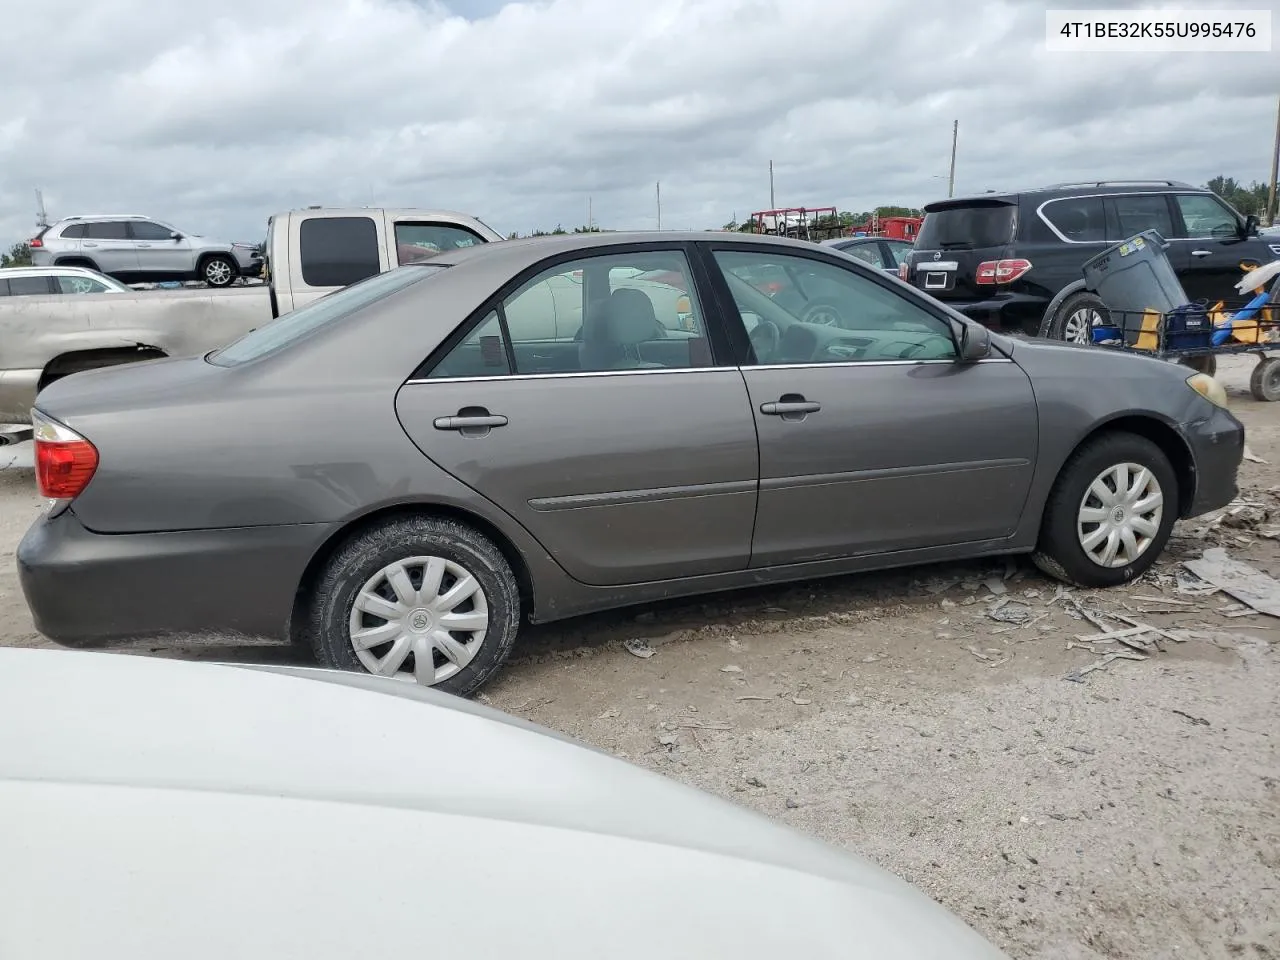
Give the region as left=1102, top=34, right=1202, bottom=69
left=916, top=203, right=1016, bottom=249
left=299, top=216, right=380, bottom=288
left=208, top=265, right=440, bottom=366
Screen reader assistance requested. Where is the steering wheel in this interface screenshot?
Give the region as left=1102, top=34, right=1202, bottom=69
left=748, top=319, right=781, bottom=362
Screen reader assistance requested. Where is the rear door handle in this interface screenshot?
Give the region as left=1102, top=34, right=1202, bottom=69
left=82, top=242, right=99, bottom=248
left=760, top=396, right=821, bottom=421
left=1191, top=249, right=1212, bottom=258
left=433, top=407, right=508, bottom=437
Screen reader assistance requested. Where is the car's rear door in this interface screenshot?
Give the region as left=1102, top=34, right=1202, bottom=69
left=81, top=221, right=140, bottom=277
left=699, top=242, right=1037, bottom=566
left=394, top=242, right=759, bottom=587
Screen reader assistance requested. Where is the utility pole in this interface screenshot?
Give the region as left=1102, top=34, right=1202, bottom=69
left=656, top=181, right=662, bottom=230
left=948, top=120, right=958, bottom=199
left=587, top=195, right=593, bottom=230
left=769, top=160, right=775, bottom=209
left=35, top=189, right=48, bottom=230
left=1267, top=94, right=1280, bottom=226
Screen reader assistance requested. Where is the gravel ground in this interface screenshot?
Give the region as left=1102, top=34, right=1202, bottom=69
left=0, top=356, right=1276, bottom=958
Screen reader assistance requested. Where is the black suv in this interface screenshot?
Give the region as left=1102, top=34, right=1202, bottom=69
left=901, top=180, right=1280, bottom=342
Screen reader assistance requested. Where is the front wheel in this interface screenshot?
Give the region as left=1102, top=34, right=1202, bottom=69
left=1032, top=431, right=1177, bottom=588
left=201, top=255, right=237, bottom=288
left=308, top=515, right=521, bottom=696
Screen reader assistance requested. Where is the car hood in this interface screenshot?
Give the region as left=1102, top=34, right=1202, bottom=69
left=0, top=649, right=1007, bottom=959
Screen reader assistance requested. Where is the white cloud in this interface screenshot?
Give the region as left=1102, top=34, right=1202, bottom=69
left=0, top=0, right=1275, bottom=246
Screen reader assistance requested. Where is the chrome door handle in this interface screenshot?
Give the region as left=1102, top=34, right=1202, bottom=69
left=136, top=243, right=152, bottom=248
left=760, top=401, right=820, bottom=415
left=82, top=242, right=99, bottom=248
left=1191, top=249, right=1212, bottom=258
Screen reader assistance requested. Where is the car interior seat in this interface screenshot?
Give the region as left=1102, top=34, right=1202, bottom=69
left=579, top=288, right=668, bottom=369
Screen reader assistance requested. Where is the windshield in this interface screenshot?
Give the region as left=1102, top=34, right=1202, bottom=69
left=208, top=265, right=442, bottom=366
left=916, top=203, right=1016, bottom=249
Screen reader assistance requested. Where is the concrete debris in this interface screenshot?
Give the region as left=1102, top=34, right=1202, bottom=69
left=1065, top=650, right=1149, bottom=683
left=1243, top=445, right=1268, bottom=464
left=987, top=598, right=1034, bottom=624
left=1176, top=569, right=1221, bottom=597
left=983, top=577, right=1008, bottom=596
left=720, top=664, right=743, bottom=673
left=1184, top=548, right=1280, bottom=618
left=623, top=638, right=656, bottom=659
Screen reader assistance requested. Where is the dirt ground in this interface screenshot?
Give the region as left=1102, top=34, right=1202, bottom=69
left=1, top=356, right=1276, bottom=959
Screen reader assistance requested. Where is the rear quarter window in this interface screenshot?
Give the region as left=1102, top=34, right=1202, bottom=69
left=299, top=216, right=381, bottom=288
left=1038, top=196, right=1107, bottom=242
left=916, top=203, right=1016, bottom=248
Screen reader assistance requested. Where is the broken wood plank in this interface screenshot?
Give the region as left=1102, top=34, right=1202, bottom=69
left=1184, top=548, right=1280, bottom=618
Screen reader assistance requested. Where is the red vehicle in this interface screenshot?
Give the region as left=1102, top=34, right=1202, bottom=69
left=845, top=215, right=923, bottom=242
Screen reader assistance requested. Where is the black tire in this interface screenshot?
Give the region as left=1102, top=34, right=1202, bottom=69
left=800, top=299, right=848, bottom=327
left=1031, top=431, right=1178, bottom=588
left=308, top=515, right=520, bottom=697
left=1179, top=354, right=1217, bottom=377
left=1048, top=291, right=1109, bottom=344
left=201, top=254, right=237, bottom=288
left=1249, top=357, right=1280, bottom=402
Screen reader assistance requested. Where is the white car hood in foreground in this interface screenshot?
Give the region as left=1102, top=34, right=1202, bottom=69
left=0, top=649, right=1007, bottom=959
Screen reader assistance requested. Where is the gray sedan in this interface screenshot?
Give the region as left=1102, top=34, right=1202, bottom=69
left=18, top=232, right=1244, bottom=695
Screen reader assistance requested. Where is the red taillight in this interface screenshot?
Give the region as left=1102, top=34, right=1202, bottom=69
left=32, top=411, right=98, bottom=500
left=29, top=237, right=43, bottom=248
left=976, top=259, right=1032, bottom=285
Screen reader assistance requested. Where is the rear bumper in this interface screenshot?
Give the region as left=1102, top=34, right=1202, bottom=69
left=17, top=508, right=334, bottom=646
left=922, top=291, right=1048, bottom=336
left=1183, top=405, right=1245, bottom=517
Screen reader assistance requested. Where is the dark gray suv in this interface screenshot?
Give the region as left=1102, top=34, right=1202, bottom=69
left=901, top=180, right=1280, bottom=342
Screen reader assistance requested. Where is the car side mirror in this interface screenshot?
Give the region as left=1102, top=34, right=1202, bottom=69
left=170, top=232, right=183, bottom=241
left=1243, top=215, right=1259, bottom=237
left=955, top=320, right=991, bottom=363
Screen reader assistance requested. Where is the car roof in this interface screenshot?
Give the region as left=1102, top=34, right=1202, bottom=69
left=926, top=180, right=1207, bottom=211
left=55, top=214, right=152, bottom=222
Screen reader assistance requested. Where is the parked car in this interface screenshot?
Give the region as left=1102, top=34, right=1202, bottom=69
left=0, top=207, right=503, bottom=424
left=821, top=235, right=915, bottom=273
left=0, top=648, right=1010, bottom=959
left=30, top=214, right=263, bottom=287
left=900, top=180, right=1280, bottom=341
left=0, top=265, right=129, bottom=296
left=18, top=232, right=1243, bottom=696
left=263, top=207, right=504, bottom=316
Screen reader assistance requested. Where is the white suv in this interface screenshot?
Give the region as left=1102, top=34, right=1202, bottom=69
left=0, top=265, right=130, bottom=297
left=29, top=215, right=262, bottom=288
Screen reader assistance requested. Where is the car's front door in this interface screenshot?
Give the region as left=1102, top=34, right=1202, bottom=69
left=395, top=244, right=758, bottom=587
left=702, top=245, right=1038, bottom=566
left=80, top=221, right=139, bottom=278
left=128, top=219, right=193, bottom=277
left=1169, top=193, right=1275, bottom=303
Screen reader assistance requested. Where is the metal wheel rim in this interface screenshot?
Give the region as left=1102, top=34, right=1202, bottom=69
left=205, top=260, right=232, bottom=284
left=1076, top=462, right=1164, bottom=569
left=804, top=304, right=843, bottom=327
left=1063, top=307, right=1100, bottom=344
left=348, top=555, right=489, bottom=685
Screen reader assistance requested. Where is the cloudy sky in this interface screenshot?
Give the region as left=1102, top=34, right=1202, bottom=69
left=0, top=0, right=1276, bottom=247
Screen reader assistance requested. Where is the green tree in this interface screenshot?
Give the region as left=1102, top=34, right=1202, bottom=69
left=0, top=242, right=32, bottom=267
left=1205, top=176, right=1273, bottom=217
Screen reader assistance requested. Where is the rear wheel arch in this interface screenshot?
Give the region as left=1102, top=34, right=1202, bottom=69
left=52, top=256, right=100, bottom=272
left=39, top=347, right=169, bottom=391
left=288, top=501, right=537, bottom=646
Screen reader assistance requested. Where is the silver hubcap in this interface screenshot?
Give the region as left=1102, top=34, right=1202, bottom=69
left=206, top=260, right=232, bottom=284
left=1063, top=307, right=1100, bottom=344
left=1076, top=463, right=1163, bottom=568
left=348, top=555, right=488, bottom=685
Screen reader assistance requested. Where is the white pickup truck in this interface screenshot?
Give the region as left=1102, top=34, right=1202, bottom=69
left=0, top=208, right=503, bottom=425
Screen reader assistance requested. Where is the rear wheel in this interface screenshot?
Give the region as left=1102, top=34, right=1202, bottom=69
left=1048, top=292, right=1108, bottom=344
left=308, top=515, right=521, bottom=697
left=1032, top=431, right=1177, bottom=588
left=1249, top=356, right=1280, bottom=402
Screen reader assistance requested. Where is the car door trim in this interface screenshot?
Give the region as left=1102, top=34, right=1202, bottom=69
left=759, top=457, right=1031, bottom=492
left=404, top=366, right=725, bottom=385
left=747, top=357, right=1013, bottom=372
left=528, top=478, right=757, bottom=512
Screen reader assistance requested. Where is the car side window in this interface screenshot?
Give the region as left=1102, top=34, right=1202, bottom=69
left=1174, top=195, right=1239, bottom=239
left=394, top=223, right=485, bottom=265
left=1107, top=195, right=1174, bottom=240
left=56, top=275, right=111, bottom=294
left=842, top=243, right=885, bottom=268
left=129, top=220, right=175, bottom=241
left=6, top=276, right=54, bottom=295
left=1042, top=196, right=1106, bottom=241
left=60, top=224, right=86, bottom=239
left=299, top=216, right=381, bottom=287
left=426, top=250, right=710, bottom=377
left=711, top=250, right=957, bottom=365
left=83, top=221, right=130, bottom=240
left=885, top=241, right=914, bottom=263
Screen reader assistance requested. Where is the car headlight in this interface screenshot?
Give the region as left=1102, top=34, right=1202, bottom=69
left=1186, top=372, right=1228, bottom=408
